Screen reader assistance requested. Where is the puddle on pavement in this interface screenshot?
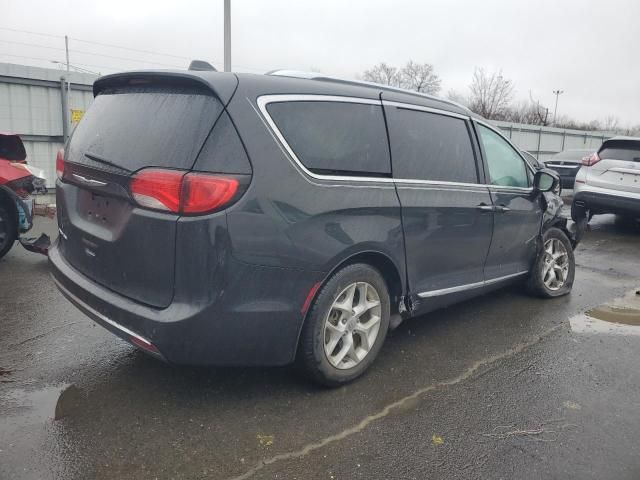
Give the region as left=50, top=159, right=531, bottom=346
left=570, top=289, right=640, bottom=335
left=0, top=383, right=82, bottom=436
left=586, top=305, right=640, bottom=326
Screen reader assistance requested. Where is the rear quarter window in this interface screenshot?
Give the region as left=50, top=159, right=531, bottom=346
left=266, top=100, right=391, bottom=176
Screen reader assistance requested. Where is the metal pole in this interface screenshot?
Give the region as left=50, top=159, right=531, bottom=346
left=552, top=90, right=563, bottom=125
left=65, top=35, right=71, bottom=135
left=224, top=0, right=231, bottom=72
left=60, top=77, right=69, bottom=142
left=536, top=128, right=542, bottom=160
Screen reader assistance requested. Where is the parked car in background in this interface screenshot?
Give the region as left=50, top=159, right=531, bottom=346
left=50, top=69, right=578, bottom=386
left=544, top=149, right=594, bottom=189
left=0, top=133, right=49, bottom=259
left=572, top=137, right=640, bottom=222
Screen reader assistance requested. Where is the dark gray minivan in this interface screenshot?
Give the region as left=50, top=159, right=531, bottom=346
left=50, top=69, right=577, bottom=385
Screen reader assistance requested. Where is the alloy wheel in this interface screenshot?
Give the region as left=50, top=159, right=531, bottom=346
left=542, top=238, right=569, bottom=291
left=323, top=282, right=382, bottom=370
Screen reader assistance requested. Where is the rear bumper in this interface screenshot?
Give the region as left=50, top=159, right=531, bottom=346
left=49, top=238, right=323, bottom=366
left=573, top=184, right=640, bottom=216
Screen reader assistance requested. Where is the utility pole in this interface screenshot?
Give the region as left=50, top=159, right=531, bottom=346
left=552, top=89, right=564, bottom=125
left=224, top=0, right=231, bottom=72
left=64, top=35, right=71, bottom=141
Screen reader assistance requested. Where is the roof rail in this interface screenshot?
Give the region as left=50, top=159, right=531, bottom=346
left=266, top=70, right=473, bottom=114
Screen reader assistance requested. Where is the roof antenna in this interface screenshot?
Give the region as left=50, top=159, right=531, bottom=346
left=188, top=60, right=217, bottom=72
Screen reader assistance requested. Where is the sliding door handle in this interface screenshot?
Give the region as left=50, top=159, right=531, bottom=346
left=476, top=203, right=495, bottom=212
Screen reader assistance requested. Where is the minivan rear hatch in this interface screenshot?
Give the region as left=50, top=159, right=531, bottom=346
left=56, top=74, right=233, bottom=308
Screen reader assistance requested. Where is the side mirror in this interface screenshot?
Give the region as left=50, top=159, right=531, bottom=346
left=533, top=169, right=559, bottom=193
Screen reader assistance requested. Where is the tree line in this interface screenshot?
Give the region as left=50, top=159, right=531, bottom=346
left=360, top=62, right=638, bottom=135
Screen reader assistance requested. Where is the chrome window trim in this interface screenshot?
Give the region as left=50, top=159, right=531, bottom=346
left=256, top=94, right=533, bottom=193
left=417, top=270, right=528, bottom=298
left=257, top=94, right=395, bottom=184
left=381, top=100, right=470, bottom=120
left=489, top=185, right=534, bottom=193
left=392, top=178, right=485, bottom=189
left=257, top=94, right=481, bottom=188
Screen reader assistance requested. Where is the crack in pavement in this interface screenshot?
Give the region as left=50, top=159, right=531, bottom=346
left=226, top=322, right=565, bottom=480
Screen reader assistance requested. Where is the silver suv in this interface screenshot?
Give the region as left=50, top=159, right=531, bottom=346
left=572, top=136, right=640, bottom=221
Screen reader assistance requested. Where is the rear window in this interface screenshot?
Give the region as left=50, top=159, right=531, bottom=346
left=387, top=107, right=478, bottom=183
left=266, top=101, right=391, bottom=176
left=599, top=140, right=640, bottom=162
left=67, top=85, right=223, bottom=172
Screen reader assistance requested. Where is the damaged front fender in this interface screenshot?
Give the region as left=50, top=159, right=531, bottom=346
left=540, top=191, right=584, bottom=248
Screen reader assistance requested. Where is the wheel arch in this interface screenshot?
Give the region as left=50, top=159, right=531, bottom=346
left=293, top=249, right=406, bottom=361
left=330, top=250, right=405, bottom=314
left=0, top=186, right=19, bottom=225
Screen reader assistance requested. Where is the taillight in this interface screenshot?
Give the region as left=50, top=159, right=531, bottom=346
left=129, top=168, right=239, bottom=215
left=581, top=152, right=600, bottom=166
left=182, top=173, right=239, bottom=214
left=56, top=149, right=65, bottom=179
left=129, top=169, right=184, bottom=212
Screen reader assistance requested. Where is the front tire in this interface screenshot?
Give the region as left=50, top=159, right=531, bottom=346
left=0, top=205, right=17, bottom=260
left=297, top=263, right=390, bottom=387
left=527, top=228, right=575, bottom=298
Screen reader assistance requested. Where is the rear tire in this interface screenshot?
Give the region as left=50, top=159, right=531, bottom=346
left=297, top=263, right=390, bottom=387
left=527, top=228, right=575, bottom=298
left=0, top=204, right=17, bottom=260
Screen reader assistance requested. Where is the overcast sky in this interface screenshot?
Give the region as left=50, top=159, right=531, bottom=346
left=2, top=0, right=639, bottom=125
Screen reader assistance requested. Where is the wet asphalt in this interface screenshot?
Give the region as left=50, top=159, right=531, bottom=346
left=1, top=212, right=639, bottom=480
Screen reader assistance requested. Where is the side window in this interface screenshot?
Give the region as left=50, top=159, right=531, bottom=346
left=387, top=107, right=478, bottom=183
left=266, top=101, right=390, bottom=176
left=477, top=125, right=529, bottom=188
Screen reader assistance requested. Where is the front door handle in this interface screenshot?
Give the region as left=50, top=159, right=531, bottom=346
left=476, top=203, right=495, bottom=212
left=495, top=205, right=511, bottom=213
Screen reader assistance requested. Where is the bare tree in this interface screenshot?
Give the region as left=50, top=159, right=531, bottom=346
left=601, top=115, right=620, bottom=132
left=623, top=124, right=640, bottom=136
left=362, top=63, right=400, bottom=87
left=505, top=100, right=542, bottom=125
left=468, top=68, right=514, bottom=120
left=446, top=89, right=470, bottom=107
left=398, top=61, right=441, bottom=94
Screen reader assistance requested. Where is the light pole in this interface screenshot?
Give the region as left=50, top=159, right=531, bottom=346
left=224, top=0, right=231, bottom=72
left=552, top=89, right=564, bottom=125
